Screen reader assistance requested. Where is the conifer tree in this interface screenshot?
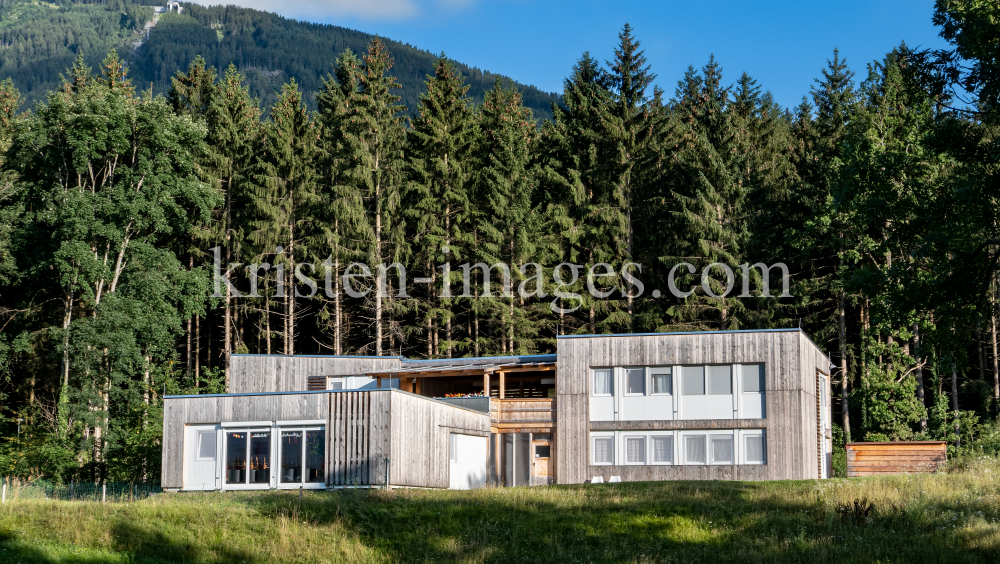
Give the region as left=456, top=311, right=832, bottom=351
left=407, top=55, right=476, bottom=358
left=603, top=24, right=657, bottom=327
left=205, top=65, right=262, bottom=386
left=168, top=55, right=218, bottom=118
left=251, top=79, right=320, bottom=356
left=475, top=79, right=541, bottom=354
left=335, top=39, right=408, bottom=356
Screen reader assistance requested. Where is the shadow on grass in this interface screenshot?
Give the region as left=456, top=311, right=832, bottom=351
left=0, top=519, right=261, bottom=564
left=254, top=480, right=997, bottom=564
left=2, top=480, right=997, bottom=563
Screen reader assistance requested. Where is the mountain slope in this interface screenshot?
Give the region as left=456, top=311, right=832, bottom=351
left=0, top=1, right=560, bottom=119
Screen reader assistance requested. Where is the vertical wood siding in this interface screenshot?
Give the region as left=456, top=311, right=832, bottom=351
left=555, top=330, right=830, bottom=484
left=161, top=390, right=488, bottom=489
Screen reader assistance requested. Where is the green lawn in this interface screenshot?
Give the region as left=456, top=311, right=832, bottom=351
left=1, top=459, right=999, bottom=563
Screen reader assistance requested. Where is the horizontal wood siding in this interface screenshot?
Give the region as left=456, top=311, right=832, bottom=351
left=847, top=442, right=947, bottom=476
left=556, top=330, right=830, bottom=484
left=230, top=355, right=401, bottom=393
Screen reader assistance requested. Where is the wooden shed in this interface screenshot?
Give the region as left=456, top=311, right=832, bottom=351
left=846, top=441, right=947, bottom=476
left=161, top=389, right=490, bottom=491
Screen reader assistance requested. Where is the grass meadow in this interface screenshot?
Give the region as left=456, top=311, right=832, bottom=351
left=1, top=458, right=999, bottom=563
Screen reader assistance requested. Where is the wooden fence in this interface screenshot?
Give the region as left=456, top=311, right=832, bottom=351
left=846, top=441, right=947, bottom=476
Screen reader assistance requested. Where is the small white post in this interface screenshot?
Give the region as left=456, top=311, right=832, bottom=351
left=2, top=480, right=7, bottom=504
left=102, top=483, right=106, bottom=504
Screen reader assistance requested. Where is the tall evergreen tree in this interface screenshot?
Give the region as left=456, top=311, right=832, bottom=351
left=335, top=39, right=409, bottom=356
left=407, top=55, right=477, bottom=358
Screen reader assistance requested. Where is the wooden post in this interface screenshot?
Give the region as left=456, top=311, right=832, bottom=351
left=102, top=483, right=106, bottom=504
left=376, top=376, right=382, bottom=389
left=499, top=372, right=505, bottom=399
left=415, top=378, right=421, bottom=396
left=299, top=485, right=303, bottom=507
left=484, top=373, right=490, bottom=398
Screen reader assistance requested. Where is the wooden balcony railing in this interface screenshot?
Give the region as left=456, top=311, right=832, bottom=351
left=490, top=398, right=556, bottom=433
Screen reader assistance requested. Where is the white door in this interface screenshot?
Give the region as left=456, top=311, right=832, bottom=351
left=185, top=425, right=221, bottom=490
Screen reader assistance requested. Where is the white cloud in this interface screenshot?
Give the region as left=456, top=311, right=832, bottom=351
left=187, top=0, right=420, bottom=21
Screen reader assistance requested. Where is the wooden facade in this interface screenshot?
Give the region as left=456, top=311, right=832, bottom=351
left=161, top=389, right=489, bottom=489
left=555, top=329, right=832, bottom=484
left=846, top=441, right=947, bottom=476
left=230, top=354, right=400, bottom=393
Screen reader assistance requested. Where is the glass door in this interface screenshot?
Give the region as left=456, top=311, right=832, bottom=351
left=279, top=427, right=325, bottom=487
left=225, top=429, right=271, bottom=487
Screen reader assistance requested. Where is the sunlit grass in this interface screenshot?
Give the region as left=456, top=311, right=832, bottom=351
left=2, top=457, right=999, bottom=563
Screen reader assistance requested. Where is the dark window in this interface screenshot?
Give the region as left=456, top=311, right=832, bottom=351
left=742, top=364, right=765, bottom=392
left=682, top=366, right=705, bottom=395
left=534, top=445, right=551, bottom=458
left=708, top=366, right=732, bottom=395
left=626, top=368, right=645, bottom=394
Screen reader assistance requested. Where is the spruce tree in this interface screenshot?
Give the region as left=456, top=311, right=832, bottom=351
left=335, top=39, right=408, bottom=356
left=205, top=64, right=262, bottom=386
left=251, top=79, right=320, bottom=356
left=475, top=79, right=541, bottom=354
left=168, top=55, right=218, bottom=118
left=407, top=55, right=476, bottom=358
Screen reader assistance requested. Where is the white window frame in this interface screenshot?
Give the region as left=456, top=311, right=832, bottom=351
left=706, top=365, right=734, bottom=396
left=649, top=367, right=673, bottom=396
left=680, top=432, right=709, bottom=465
left=708, top=432, right=736, bottom=465
left=277, top=425, right=327, bottom=489
left=222, top=426, right=275, bottom=490
left=623, top=367, right=646, bottom=396
left=680, top=366, right=707, bottom=396
left=591, top=432, right=615, bottom=466
left=327, top=377, right=345, bottom=390
left=649, top=433, right=675, bottom=465
left=739, top=429, right=767, bottom=465
left=622, top=435, right=647, bottom=465
left=196, top=430, right=218, bottom=461
left=591, top=368, right=614, bottom=397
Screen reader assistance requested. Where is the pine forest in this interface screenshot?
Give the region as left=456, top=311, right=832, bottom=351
left=2, top=0, right=1000, bottom=485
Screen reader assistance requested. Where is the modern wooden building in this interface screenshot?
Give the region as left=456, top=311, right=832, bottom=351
left=161, top=328, right=833, bottom=490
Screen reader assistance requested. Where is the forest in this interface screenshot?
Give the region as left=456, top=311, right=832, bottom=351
left=1, top=1, right=1000, bottom=483
left=0, top=0, right=560, bottom=119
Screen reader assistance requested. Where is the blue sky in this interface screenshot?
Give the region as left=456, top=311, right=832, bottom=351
left=192, top=0, right=950, bottom=110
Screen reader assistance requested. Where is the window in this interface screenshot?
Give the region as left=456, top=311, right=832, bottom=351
left=651, top=370, right=672, bottom=395
left=593, top=436, right=614, bottom=465
left=685, top=435, right=707, bottom=464
left=652, top=436, right=673, bottom=464
left=197, top=430, right=217, bottom=460
left=534, top=445, right=551, bottom=458
left=280, top=427, right=325, bottom=484
left=682, top=366, right=706, bottom=395
left=449, top=433, right=457, bottom=463
left=328, top=379, right=344, bottom=391
left=821, top=378, right=828, bottom=407
left=626, top=437, right=646, bottom=464
left=708, top=366, right=732, bottom=395
left=710, top=435, right=734, bottom=464
left=742, top=364, right=764, bottom=393
left=744, top=434, right=766, bottom=464
left=593, top=369, right=613, bottom=395
left=626, top=368, right=645, bottom=394
left=226, top=429, right=271, bottom=485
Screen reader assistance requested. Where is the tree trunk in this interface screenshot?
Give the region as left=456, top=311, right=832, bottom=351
left=992, top=288, right=999, bottom=415
left=838, top=289, right=850, bottom=442
left=224, top=175, right=232, bottom=391
left=951, top=358, right=961, bottom=448
left=913, top=322, right=926, bottom=431
left=375, top=174, right=383, bottom=357
left=194, top=315, right=201, bottom=386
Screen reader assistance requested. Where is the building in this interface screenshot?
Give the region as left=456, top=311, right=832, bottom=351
left=160, top=328, right=833, bottom=490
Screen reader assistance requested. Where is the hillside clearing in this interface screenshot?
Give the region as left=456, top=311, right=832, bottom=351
left=1, top=458, right=999, bottom=563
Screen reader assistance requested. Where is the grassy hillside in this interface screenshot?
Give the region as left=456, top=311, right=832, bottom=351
left=0, top=0, right=560, bottom=119
left=1, top=458, right=999, bottom=563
